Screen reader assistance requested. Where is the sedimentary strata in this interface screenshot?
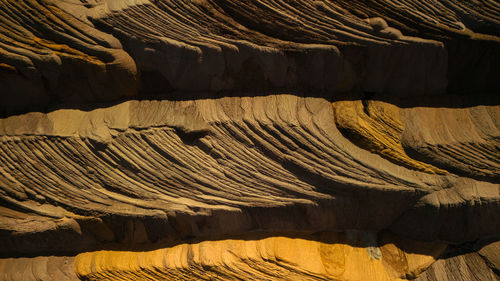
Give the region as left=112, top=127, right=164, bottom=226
left=0, top=0, right=499, bottom=280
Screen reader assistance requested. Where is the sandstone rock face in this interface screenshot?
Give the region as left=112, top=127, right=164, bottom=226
left=0, top=0, right=498, bottom=280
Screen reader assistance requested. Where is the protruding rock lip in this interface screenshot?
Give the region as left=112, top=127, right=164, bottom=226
left=0, top=232, right=497, bottom=280
left=71, top=230, right=448, bottom=281
left=1, top=0, right=499, bottom=116
left=0, top=95, right=498, bottom=258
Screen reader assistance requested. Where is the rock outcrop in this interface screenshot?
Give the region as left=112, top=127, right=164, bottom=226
left=0, top=0, right=498, bottom=280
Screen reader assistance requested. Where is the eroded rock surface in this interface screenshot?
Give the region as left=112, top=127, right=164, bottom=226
left=0, top=0, right=499, bottom=280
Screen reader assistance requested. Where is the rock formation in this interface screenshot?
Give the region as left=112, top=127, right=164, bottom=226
left=0, top=0, right=499, bottom=280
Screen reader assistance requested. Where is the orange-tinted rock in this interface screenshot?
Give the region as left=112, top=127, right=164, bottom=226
left=0, top=0, right=498, bottom=280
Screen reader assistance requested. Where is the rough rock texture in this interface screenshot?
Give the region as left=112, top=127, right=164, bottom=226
left=0, top=0, right=499, bottom=280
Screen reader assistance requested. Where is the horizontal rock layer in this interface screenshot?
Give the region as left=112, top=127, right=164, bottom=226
left=0, top=95, right=498, bottom=281
left=1, top=0, right=499, bottom=115
left=73, top=231, right=446, bottom=281
left=0, top=96, right=498, bottom=254
left=1, top=232, right=499, bottom=281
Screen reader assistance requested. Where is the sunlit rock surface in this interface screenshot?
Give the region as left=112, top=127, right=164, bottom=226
left=0, top=0, right=499, bottom=280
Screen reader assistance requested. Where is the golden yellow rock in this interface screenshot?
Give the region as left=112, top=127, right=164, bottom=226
left=74, top=232, right=446, bottom=281
left=332, top=100, right=447, bottom=174
left=0, top=63, right=16, bottom=72
left=33, top=37, right=104, bottom=65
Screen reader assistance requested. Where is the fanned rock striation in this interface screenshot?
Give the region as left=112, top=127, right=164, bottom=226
left=0, top=0, right=499, bottom=280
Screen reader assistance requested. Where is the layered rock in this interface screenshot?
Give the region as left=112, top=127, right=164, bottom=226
left=0, top=0, right=499, bottom=280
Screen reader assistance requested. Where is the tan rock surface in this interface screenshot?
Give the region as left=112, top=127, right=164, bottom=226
left=0, top=0, right=498, bottom=280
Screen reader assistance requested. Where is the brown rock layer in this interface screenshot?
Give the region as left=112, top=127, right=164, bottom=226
left=0, top=0, right=499, bottom=280
left=2, top=0, right=498, bottom=115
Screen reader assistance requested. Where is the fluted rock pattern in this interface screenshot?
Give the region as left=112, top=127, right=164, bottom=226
left=73, top=232, right=446, bottom=281
left=0, top=0, right=499, bottom=280
left=0, top=256, right=77, bottom=281
left=1, top=0, right=498, bottom=115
